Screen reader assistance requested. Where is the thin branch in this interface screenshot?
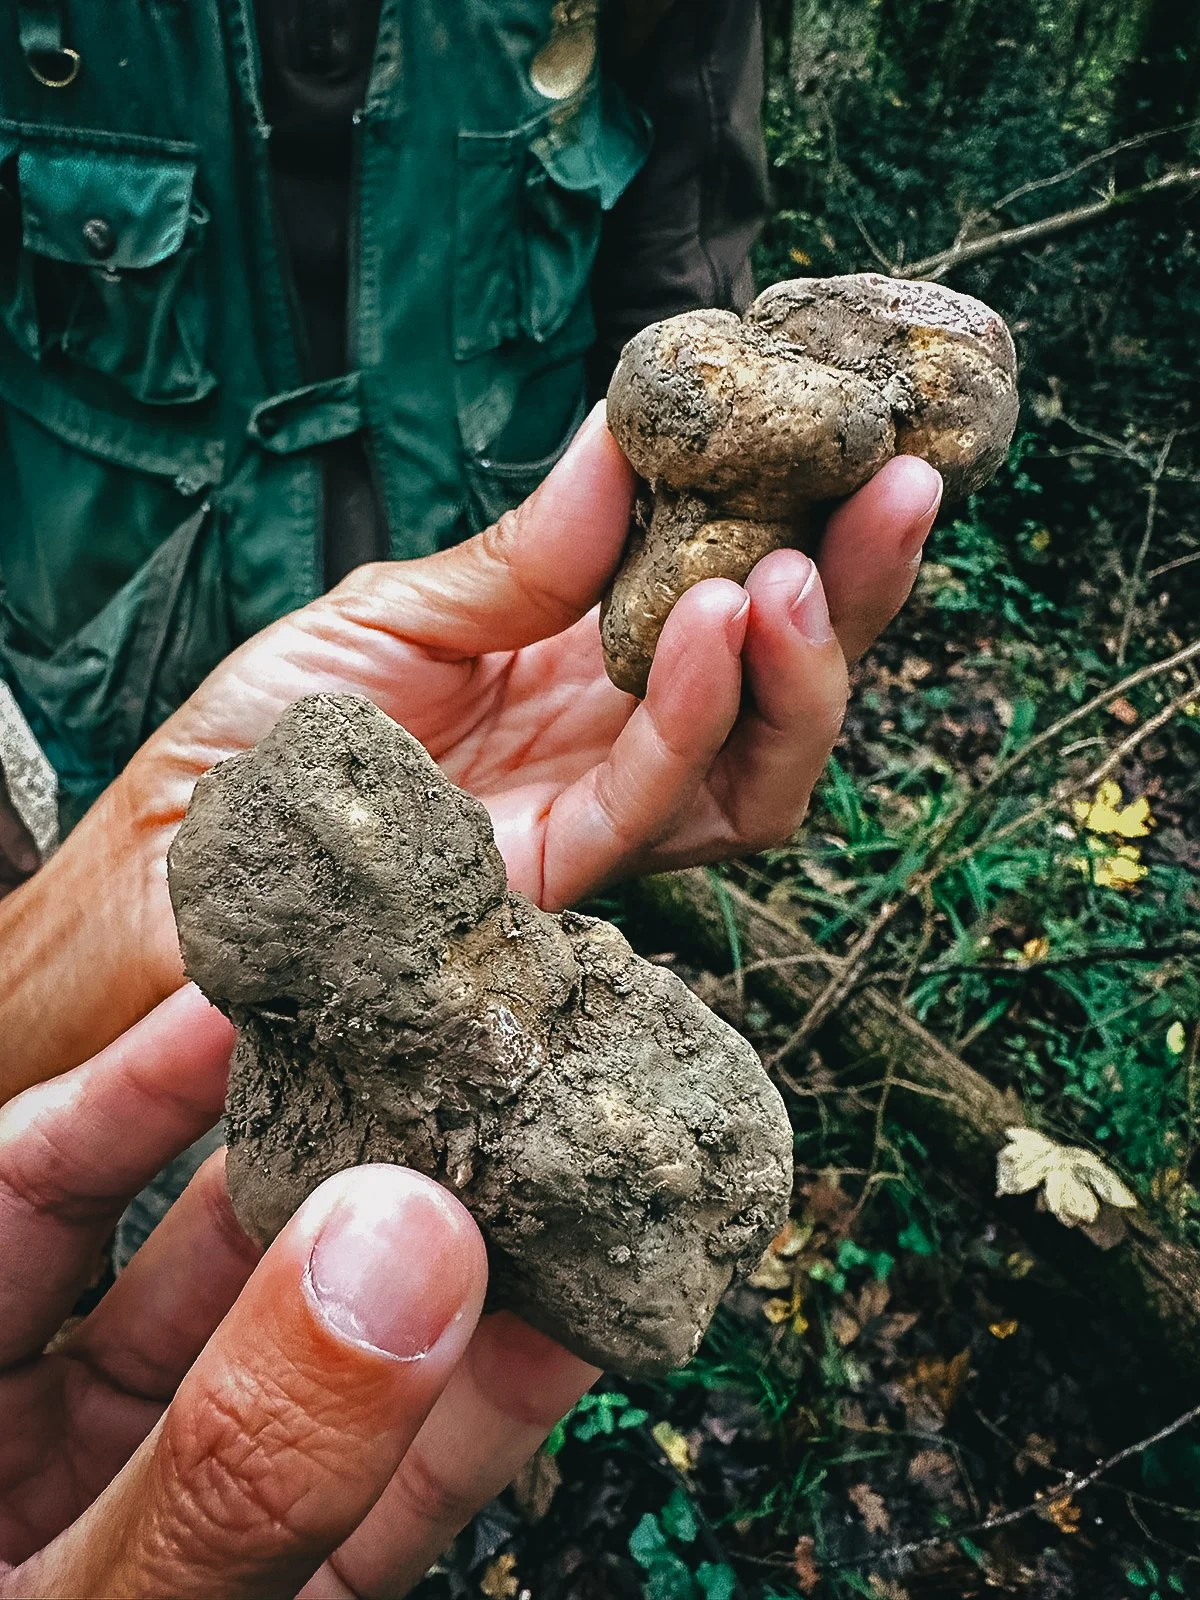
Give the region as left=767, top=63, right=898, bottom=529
left=1147, top=550, right=1200, bottom=582
left=830, top=1400, right=1200, bottom=1571
left=1117, top=433, right=1176, bottom=666
left=907, top=167, right=1200, bottom=281
left=987, top=118, right=1200, bottom=218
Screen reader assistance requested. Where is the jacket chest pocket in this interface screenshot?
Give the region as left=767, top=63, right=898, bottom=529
left=1, top=130, right=215, bottom=406
left=453, top=82, right=651, bottom=364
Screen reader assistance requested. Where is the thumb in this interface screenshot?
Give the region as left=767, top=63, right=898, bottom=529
left=330, top=402, right=637, bottom=655
left=18, top=1167, right=487, bottom=1600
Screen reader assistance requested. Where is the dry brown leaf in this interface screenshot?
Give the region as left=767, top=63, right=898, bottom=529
left=480, top=1552, right=519, bottom=1600
left=1108, top=696, right=1139, bottom=725
left=907, top=1350, right=970, bottom=1417
left=511, top=1448, right=561, bottom=1523
left=1046, top=1495, right=1081, bottom=1535
left=793, top=1535, right=821, bottom=1594
left=989, top=1319, right=1019, bottom=1340
left=1016, top=1433, right=1056, bottom=1474
left=830, top=1306, right=861, bottom=1348
left=849, top=1481, right=891, bottom=1534
left=749, top=1253, right=795, bottom=1291
left=907, top=1448, right=959, bottom=1498
left=856, top=1279, right=891, bottom=1324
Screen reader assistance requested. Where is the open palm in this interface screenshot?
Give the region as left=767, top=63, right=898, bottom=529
left=130, top=408, right=940, bottom=946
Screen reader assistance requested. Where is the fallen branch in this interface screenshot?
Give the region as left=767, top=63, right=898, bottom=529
left=830, top=1398, right=1200, bottom=1571
left=907, top=167, right=1200, bottom=280
left=622, top=870, right=1200, bottom=1382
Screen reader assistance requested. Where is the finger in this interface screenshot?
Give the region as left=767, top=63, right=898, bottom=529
left=298, top=1313, right=597, bottom=1599
left=817, top=455, right=942, bottom=662
left=62, top=1149, right=261, bottom=1403
left=0, top=986, right=234, bottom=1367
left=540, top=578, right=748, bottom=908
left=694, top=550, right=849, bottom=854
left=22, top=1166, right=488, bottom=1600
left=329, top=403, right=637, bottom=656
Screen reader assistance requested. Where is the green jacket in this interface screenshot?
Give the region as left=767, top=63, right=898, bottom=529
left=0, top=0, right=765, bottom=836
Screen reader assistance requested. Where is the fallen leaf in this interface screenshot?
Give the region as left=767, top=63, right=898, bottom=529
left=1167, top=1021, right=1188, bottom=1055
left=793, top=1535, right=821, bottom=1594
left=906, top=1351, right=970, bottom=1417
left=652, top=1421, right=696, bottom=1475
left=1045, top=1495, right=1081, bottom=1535
left=748, top=1253, right=795, bottom=1291
left=849, top=1481, right=891, bottom=1534
left=830, top=1306, right=861, bottom=1348
left=1087, top=844, right=1149, bottom=890
left=1107, top=696, right=1139, bottom=725
left=1072, top=779, right=1154, bottom=839
left=996, top=1127, right=1136, bottom=1227
left=989, top=1319, right=1019, bottom=1340
left=1021, top=935, right=1050, bottom=962
left=907, top=1448, right=960, bottom=1498
left=480, top=1552, right=519, bottom=1600
left=511, top=1448, right=561, bottom=1523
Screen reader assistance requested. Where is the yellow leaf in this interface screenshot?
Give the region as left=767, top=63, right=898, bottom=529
left=989, top=1319, right=1019, bottom=1339
left=651, top=1421, right=695, bottom=1475
left=1167, top=1021, right=1188, bottom=1055
left=1072, top=780, right=1153, bottom=839
left=480, top=1553, right=519, bottom=1600
left=789, top=247, right=813, bottom=266
left=1030, top=528, right=1051, bottom=552
left=1092, top=845, right=1148, bottom=889
left=1022, top=936, right=1050, bottom=962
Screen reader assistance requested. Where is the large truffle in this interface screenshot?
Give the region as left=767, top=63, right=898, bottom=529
left=602, top=272, right=1019, bottom=695
left=168, top=695, right=793, bottom=1377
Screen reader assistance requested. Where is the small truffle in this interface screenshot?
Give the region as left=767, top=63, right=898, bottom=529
left=602, top=273, right=1019, bottom=695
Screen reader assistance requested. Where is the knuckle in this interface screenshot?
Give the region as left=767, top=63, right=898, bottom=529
left=157, top=1368, right=345, bottom=1559
left=390, top=1443, right=480, bottom=1535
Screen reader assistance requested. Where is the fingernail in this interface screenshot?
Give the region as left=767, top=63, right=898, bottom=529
left=789, top=564, right=834, bottom=645
left=904, top=473, right=944, bottom=558
left=725, top=595, right=751, bottom=652
left=306, top=1173, right=475, bottom=1360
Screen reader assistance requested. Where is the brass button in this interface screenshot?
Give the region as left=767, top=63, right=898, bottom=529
left=82, top=217, right=116, bottom=260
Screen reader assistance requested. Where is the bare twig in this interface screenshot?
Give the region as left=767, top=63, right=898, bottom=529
left=906, top=167, right=1200, bottom=280
left=985, top=119, right=1200, bottom=220
left=830, top=1400, right=1200, bottom=1570
left=1147, top=550, right=1200, bottom=582
left=1117, top=433, right=1176, bottom=665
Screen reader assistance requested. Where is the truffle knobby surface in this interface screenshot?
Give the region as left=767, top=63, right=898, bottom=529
left=602, top=272, right=1020, bottom=696
left=168, top=695, right=793, bottom=1377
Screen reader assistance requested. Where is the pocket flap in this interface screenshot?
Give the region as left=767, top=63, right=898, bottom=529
left=19, top=144, right=197, bottom=270
left=530, top=81, right=651, bottom=210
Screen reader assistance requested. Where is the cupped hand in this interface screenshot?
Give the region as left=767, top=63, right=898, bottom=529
left=0, top=988, right=597, bottom=1599
left=128, top=408, right=940, bottom=962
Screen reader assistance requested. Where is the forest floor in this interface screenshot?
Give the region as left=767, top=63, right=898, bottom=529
left=414, top=443, right=1200, bottom=1600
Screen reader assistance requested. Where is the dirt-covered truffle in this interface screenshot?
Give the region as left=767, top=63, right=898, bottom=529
left=167, top=694, right=794, bottom=1377
left=602, top=272, right=1019, bottom=696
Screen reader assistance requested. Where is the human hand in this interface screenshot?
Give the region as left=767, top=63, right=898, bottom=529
left=0, top=408, right=940, bottom=1087
left=132, top=407, right=939, bottom=927
left=0, top=988, right=597, bottom=1598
